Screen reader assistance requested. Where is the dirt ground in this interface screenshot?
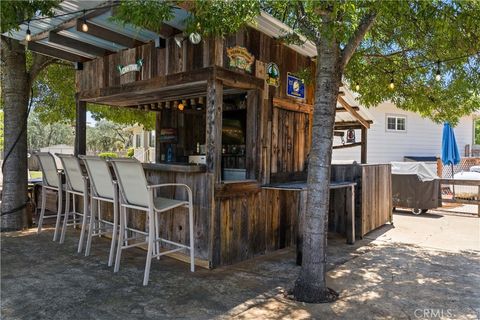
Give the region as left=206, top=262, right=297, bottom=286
left=1, top=208, right=479, bottom=319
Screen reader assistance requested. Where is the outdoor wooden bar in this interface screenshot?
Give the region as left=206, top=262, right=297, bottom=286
left=70, top=22, right=392, bottom=268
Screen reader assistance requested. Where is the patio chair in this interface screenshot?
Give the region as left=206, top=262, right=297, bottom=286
left=55, top=154, right=89, bottom=250
left=109, top=158, right=195, bottom=286
left=79, top=155, right=119, bottom=266
left=33, top=152, right=64, bottom=241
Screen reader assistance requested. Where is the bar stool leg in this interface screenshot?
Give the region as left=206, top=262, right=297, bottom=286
left=143, top=208, right=155, bottom=286
left=97, top=201, right=102, bottom=238
left=72, top=194, right=76, bottom=229
left=37, top=186, right=47, bottom=234
left=85, top=198, right=96, bottom=257
left=114, top=206, right=126, bottom=273
left=53, top=182, right=63, bottom=242
left=78, top=181, right=89, bottom=253
left=60, top=192, right=71, bottom=244
left=108, top=186, right=119, bottom=267
left=188, top=200, right=195, bottom=272
left=154, top=211, right=160, bottom=260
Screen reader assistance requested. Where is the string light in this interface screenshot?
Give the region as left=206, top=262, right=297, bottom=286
left=81, top=10, right=88, bottom=32
left=435, top=61, right=441, bottom=81
left=25, top=21, right=31, bottom=41
left=178, top=103, right=185, bottom=111
left=355, top=83, right=360, bottom=91
left=389, top=78, right=395, bottom=90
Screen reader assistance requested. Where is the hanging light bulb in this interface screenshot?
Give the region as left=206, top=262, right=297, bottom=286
left=389, top=78, right=395, bottom=90
left=178, top=103, right=185, bottom=111
left=25, top=21, right=32, bottom=42
left=435, top=61, right=441, bottom=81
left=81, top=10, right=88, bottom=32
left=355, top=83, right=360, bottom=91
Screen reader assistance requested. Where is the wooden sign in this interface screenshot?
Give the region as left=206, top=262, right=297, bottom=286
left=159, top=128, right=177, bottom=143
left=266, top=62, right=280, bottom=87
left=286, top=72, right=305, bottom=99
left=346, top=129, right=356, bottom=143
left=226, top=46, right=255, bottom=73
left=117, top=59, right=143, bottom=76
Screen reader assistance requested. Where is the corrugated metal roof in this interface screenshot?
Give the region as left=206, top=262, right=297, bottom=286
left=2, top=2, right=317, bottom=61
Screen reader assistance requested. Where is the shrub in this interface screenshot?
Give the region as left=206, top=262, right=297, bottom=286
left=98, top=152, right=118, bottom=159
left=126, top=148, right=134, bottom=158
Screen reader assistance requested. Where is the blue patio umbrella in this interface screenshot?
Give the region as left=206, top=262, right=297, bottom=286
left=441, top=123, right=460, bottom=196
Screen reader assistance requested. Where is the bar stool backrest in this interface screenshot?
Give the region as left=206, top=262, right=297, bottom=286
left=109, top=158, right=149, bottom=208
left=56, top=154, right=84, bottom=193
left=80, top=156, right=114, bottom=200
left=34, top=152, right=59, bottom=188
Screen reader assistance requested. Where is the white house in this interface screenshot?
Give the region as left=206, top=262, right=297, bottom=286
left=333, top=100, right=476, bottom=164
left=129, top=126, right=155, bottom=163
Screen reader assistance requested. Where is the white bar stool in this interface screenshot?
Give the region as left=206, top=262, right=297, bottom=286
left=109, top=158, right=195, bottom=286
left=80, top=155, right=119, bottom=266
left=33, top=152, right=63, bottom=241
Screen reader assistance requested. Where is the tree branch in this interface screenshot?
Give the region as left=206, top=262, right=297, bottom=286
left=296, top=1, right=321, bottom=43
left=340, top=11, right=377, bottom=70
left=27, top=53, right=57, bottom=87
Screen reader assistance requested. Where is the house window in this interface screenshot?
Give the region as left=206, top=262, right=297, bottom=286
left=148, top=131, right=155, bottom=148
left=135, top=134, right=141, bottom=148
left=386, top=115, right=406, bottom=132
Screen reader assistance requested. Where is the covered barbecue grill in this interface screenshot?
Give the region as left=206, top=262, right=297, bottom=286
left=391, top=162, right=441, bottom=214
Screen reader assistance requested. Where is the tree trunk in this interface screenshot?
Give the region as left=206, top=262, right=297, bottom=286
left=293, top=38, right=342, bottom=302
left=1, top=38, right=29, bottom=231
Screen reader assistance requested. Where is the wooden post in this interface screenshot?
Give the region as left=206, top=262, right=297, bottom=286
left=360, top=127, right=367, bottom=164
left=74, top=94, right=86, bottom=156
left=205, top=79, right=223, bottom=181
left=155, top=112, right=162, bottom=163
left=346, top=184, right=355, bottom=244
left=437, top=157, right=443, bottom=178
left=206, top=79, right=223, bottom=267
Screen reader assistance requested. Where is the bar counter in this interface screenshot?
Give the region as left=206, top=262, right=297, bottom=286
left=142, top=162, right=206, bottom=173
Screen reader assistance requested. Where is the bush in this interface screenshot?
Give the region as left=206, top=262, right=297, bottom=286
left=126, top=148, right=134, bottom=158
left=98, top=152, right=118, bottom=159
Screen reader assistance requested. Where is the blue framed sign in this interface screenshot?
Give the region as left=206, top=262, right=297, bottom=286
left=286, top=72, right=305, bottom=99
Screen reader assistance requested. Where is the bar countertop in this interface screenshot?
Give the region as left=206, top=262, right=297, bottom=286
left=262, top=181, right=356, bottom=191
left=142, top=162, right=207, bottom=173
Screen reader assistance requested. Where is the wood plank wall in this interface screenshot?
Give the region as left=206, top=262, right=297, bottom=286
left=330, top=164, right=392, bottom=237
left=270, top=107, right=310, bottom=180
left=214, top=187, right=305, bottom=266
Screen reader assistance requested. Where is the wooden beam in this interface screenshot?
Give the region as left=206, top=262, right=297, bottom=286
left=27, top=41, right=89, bottom=62
left=76, top=20, right=144, bottom=48
left=75, top=95, right=87, bottom=156
left=333, top=142, right=362, bottom=149
left=338, top=96, right=370, bottom=128
left=78, top=67, right=213, bottom=101
left=336, top=106, right=359, bottom=112
left=361, top=127, right=367, bottom=164
left=48, top=32, right=113, bottom=57
left=334, top=120, right=372, bottom=128
left=25, top=5, right=113, bottom=43
left=273, top=97, right=313, bottom=114
left=215, top=67, right=264, bottom=90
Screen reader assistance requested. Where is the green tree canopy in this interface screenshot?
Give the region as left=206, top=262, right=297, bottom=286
left=113, top=0, right=479, bottom=125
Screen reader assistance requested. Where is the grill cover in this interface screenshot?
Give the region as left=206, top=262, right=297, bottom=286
left=391, top=162, right=441, bottom=210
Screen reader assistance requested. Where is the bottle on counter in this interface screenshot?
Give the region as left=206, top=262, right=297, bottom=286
left=166, top=144, right=173, bottom=162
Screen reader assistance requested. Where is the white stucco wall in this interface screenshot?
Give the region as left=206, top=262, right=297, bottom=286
left=332, top=102, right=474, bottom=164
